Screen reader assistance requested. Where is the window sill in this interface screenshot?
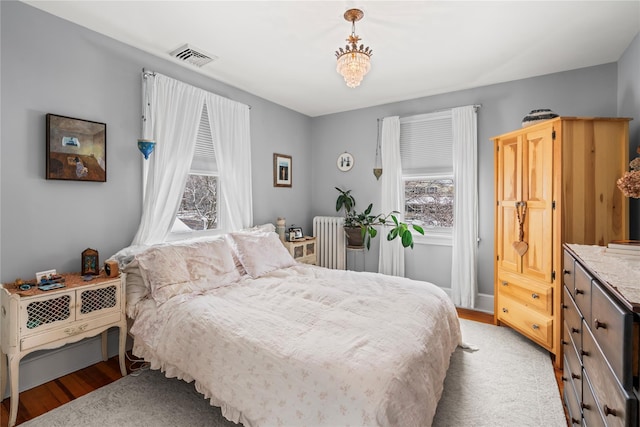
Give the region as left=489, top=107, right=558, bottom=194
left=412, top=233, right=453, bottom=247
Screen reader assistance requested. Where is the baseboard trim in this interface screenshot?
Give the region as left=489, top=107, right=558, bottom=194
left=439, top=287, right=494, bottom=314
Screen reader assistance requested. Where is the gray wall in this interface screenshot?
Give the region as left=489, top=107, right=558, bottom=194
left=310, top=63, right=625, bottom=310
left=0, top=1, right=313, bottom=285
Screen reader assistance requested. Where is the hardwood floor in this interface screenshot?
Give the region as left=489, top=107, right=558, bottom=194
left=1, top=309, right=566, bottom=426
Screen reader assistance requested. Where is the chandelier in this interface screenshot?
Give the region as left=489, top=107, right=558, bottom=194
left=335, top=8, right=372, bottom=88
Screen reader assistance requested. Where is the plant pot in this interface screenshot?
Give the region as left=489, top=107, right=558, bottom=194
left=344, top=226, right=364, bottom=248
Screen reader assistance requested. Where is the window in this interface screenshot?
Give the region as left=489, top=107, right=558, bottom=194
left=172, top=104, right=220, bottom=234
left=400, top=111, right=454, bottom=245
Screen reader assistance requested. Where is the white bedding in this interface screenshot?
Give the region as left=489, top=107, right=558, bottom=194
left=129, top=263, right=461, bottom=427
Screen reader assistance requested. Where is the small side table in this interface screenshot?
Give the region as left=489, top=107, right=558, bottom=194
left=0, top=273, right=127, bottom=427
left=283, top=237, right=317, bottom=265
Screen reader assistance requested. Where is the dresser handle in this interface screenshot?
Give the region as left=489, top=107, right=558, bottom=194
left=571, top=327, right=580, bottom=334
left=561, top=340, right=569, bottom=346
left=1, top=306, right=5, bottom=317
left=531, top=293, right=539, bottom=299
left=561, top=304, right=568, bottom=309
left=581, top=349, right=589, bottom=357
left=571, top=418, right=580, bottom=425
left=502, top=307, right=508, bottom=313
left=563, top=269, right=571, bottom=275
left=603, top=405, right=617, bottom=417
left=561, top=376, right=567, bottom=382
left=575, top=289, right=584, bottom=295
left=501, top=281, right=508, bottom=286
left=571, top=373, right=581, bottom=380
left=594, top=319, right=607, bottom=329
left=532, top=324, right=539, bottom=330
left=581, top=403, right=590, bottom=410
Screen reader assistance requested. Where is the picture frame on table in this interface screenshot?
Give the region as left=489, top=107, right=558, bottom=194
left=273, top=153, right=292, bottom=187
left=46, top=114, right=107, bottom=182
left=288, top=226, right=303, bottom=241
left=81, top=248, right=100, bottom=276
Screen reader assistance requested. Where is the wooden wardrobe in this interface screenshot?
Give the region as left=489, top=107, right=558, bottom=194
left=492, top=117, right=630, bottom=367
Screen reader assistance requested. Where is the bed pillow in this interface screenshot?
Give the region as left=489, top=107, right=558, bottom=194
left=136, top=238, right=241, bottom=304
left=228, top=231, right=296, bottom=278
left=122, top=259, right=149, bottom=319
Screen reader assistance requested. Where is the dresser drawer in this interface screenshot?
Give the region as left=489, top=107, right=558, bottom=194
left=564, top=337, right=583, bottom=402
left=497, top=294, right=553, bottom=349
left=497, top=274, right=552, bottom=314
left=574, top=262, right=593, bottom=325
left=583, top=371, right=606, bottom=427
left=563, top=249, right=575, bottom=290
left=563, top=286, right=583, bottom=349
left=583, top=326, right=635, bottom=427
left=563, top=356, right=583, bottom=426
left=591, top=280, right=633, bottom=388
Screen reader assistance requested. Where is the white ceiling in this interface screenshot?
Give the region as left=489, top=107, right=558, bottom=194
left=23, top=1, right=640, bottom=117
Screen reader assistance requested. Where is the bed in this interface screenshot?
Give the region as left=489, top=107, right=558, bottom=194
left=118, top=227, right=461, bottom=427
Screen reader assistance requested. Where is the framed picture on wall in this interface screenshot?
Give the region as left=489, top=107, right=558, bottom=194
left=46, top=114, right=107, bottom=182
left=273, top=153, right=292, bottom=187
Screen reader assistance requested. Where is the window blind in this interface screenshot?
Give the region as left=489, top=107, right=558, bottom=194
left=400, top=110, right=452, bottom=175
left=191, top=103, right=218, bottom=174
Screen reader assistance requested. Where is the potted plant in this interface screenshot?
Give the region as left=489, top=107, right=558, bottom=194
left=335, top=187, right=424, bottom=249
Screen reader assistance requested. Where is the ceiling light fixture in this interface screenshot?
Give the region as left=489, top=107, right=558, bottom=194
left=335, top=8, right=372, bottom=88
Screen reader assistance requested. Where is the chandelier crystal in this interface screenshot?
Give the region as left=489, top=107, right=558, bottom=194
left=335, top=9, right=372, bottom=88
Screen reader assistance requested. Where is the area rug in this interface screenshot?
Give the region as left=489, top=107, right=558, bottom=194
left=21, top=319, right=566, bottom=427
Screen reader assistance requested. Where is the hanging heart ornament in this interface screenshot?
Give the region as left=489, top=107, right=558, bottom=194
left=512, top=201, right=528, bottom=256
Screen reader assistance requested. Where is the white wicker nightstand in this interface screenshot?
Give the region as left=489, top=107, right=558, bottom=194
left=0, top=273, right=127, bottom=427
left=283, top=237, right=317, bottom=265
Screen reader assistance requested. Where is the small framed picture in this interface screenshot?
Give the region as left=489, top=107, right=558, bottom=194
left=288, top=226, right=303, bottom=241
left=337, top=152, right=354, bottom=172
left=81, top=248, right=100, bottom=276
left=46, top=114, right=107, bottom=182
left=273, top=153, right=292, bottom=187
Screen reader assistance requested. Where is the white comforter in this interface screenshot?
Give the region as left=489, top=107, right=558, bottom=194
left=131, top=264, right=461, bottom=427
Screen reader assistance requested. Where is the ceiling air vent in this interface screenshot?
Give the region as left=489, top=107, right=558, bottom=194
left=170, top=44, right=217, bottom=67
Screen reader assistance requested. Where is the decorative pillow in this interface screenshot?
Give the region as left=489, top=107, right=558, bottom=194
left=135, top=239, right=241, bottom=304
left=228, top=231, right=296, bottom=278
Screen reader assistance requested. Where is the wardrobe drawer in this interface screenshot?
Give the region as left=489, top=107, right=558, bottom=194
left=497, top=274, right=552, bottom=314
left=583, top=327, right=635, bottom=427
left=563, top=286, right=583, bottom=349
left=563, top=357, right=583, bottom=426
left=583, top=371, right=606, bottom=427
left=591, top=280, right=633, bottom=388
left=574, top=262, right=593, bottom=325
left=563, top=250, right=575, bottom=290
left=497, top=294, right=553, bottom=350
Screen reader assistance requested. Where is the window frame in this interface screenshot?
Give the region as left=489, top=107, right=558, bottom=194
left=403, top=172, right=454, bottom=247
left=168, top=103, right=223, bottom=240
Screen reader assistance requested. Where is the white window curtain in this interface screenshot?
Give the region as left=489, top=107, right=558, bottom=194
left=132, top=72, right=252, bottom=245
left=451, top=105, right=478, bottom=307
left=132, top=73, right=205, bottom=245
left=205, top=93, right=253, bottom=231
left=378, top=116, right=404, bottom=276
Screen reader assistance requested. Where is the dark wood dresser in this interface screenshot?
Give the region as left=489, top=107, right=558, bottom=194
left=563, top=244, right=640, bottom=426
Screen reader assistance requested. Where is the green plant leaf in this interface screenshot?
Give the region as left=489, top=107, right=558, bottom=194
left=401, top=229, right=413, bottom=247
left=412, top=225, right=425, bottom=235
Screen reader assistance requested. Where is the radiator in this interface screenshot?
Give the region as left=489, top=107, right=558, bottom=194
left=313, top=216, right=346, bottom=269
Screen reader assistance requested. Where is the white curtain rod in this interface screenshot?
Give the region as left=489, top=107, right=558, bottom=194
left=141, top=68, right=251, bottom=110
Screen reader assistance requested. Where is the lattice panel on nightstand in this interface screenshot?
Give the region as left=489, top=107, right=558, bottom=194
left=80, top=285, right=116, bottom=314
left=26, top=294, right=71, bottom=329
